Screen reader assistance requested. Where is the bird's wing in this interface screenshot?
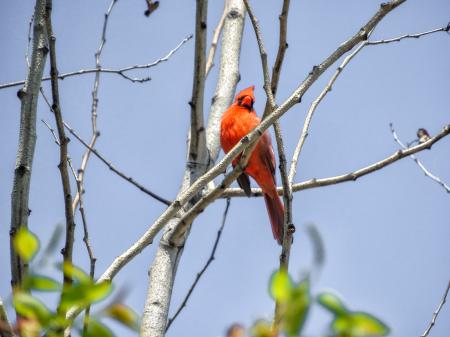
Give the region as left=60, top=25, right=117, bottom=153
left=259, top=131, right=277, bottom=183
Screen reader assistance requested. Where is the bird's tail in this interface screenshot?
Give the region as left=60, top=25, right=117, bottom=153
left=263, top=193, right=285, bottom=245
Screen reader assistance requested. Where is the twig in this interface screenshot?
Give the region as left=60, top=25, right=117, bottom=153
left=262, top=0, right=290, bottom=118
left=289, top=40, right=368, bottom=185
left=368, top=24, right=450, bottom=45
left=390, top=124, right=450, bottom=193
left=243, top=0, right=276, bottom=111
left=10, top=0, right=48, bottom=291
left=222, top=124, right=450, bottom=197
left=165, top=198, right=231, bottom=332
left=205, top=0, right=228, bottom=77
left=41, top=119, right=60, bottom=145
left=72, top=0, right=117, bottom=213
left=45, top=0, right=76, bottom=287
left=63, top=122, right=171, bottom=205
left=68, top=158, right=96, bottom=336
left=67, top=1, right=407, bottom=324
left=421, top=280, right=450, bottom=337
left=0, top=34, right=193, bottom=90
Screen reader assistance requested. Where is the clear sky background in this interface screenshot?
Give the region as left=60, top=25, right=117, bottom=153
left=1, top=1, right=449, bottom=337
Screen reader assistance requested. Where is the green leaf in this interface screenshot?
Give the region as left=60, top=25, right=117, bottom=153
left=23, top=275, right=61, bottom=292
left=270, top=270, right=292, bottom=302
left=104, top=303, right=139, bottom=331
left=13, top=292, right=51, bottom=324
left=317, top=292, right=348, bottom=316
left=13, top=227, right=39, bottom=262
left=332, top=311, right=389, bottom=337
left=83, top=319, right=114, bottom=337
left=60, top=262, right=90, bottom=284
left=60, top=281, right=112, bottom=311
left=251, top=320, right=275, bottom=337
left=283, top=279, right=310, bottom=337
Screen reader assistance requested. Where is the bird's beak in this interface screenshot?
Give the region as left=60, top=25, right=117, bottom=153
left=241, top=96, right=253, bottom=110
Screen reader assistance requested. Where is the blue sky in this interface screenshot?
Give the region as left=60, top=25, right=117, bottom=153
left=1, top=0, right=449, bottom=336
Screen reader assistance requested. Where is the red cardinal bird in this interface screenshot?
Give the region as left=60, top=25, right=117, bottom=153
left=220, top=86, right=284, bottom=244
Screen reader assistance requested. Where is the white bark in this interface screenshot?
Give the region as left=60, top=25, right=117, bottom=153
left=10, top=0, right=48, bottom=289
left=140, top=1, right=245, bottom=336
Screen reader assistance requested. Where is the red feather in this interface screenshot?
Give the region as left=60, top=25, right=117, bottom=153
left=220, top=86, right=284, bottom=244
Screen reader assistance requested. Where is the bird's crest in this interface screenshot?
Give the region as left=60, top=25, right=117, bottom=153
left=235, top=85, right=255, bottom=102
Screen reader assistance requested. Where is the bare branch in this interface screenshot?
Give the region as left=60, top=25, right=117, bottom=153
left=421, top=280, right=450, bottom=337
left=289, top=23, right=449, bottom=185
left=63, top=122, right=171, bottom=205
left=45, top=0, right=76, bottom=288
left=67, top=0, right=407, bottom=323
left=121, top=0, right=410, bottom=266
left=289, top=41, right=367, bottom=185
left=0, top=34, right=193, bottom=90
left=264, top=0, right=290, bottom=117
left=205, top=0, right=228, bottom=77
left=165, top=198, right=231, bottom=332
left=243, top=0, right=276, bottom=111
left=72, top=0, right=117, bottom=213
left=67, top=158, right=96, bottom=336
left=10, top=0, right=48, bottom=290
left=222, top=124, right=450, bottom=197
left=41, top=119, right=60, bottom=145
left=368, top=24, right=450, bottom=45
left=390, top=124, right=450, bottom=193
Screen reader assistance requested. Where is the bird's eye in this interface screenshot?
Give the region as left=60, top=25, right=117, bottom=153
left=237, top=98, right=243, bottom=106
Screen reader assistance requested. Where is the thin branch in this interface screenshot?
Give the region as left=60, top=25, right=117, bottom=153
left=165, top=198, right=231, bottom=332
left=10, top=0, right=48, bottom=291
left=63, top=122, right=171, bottom=205
left=222, top=124, right=450, bottom=197
left=0, top=34, right=193, bottom=90
left=72, top=0, right=117, bottom=213
left=368, top=23, right=450, bottom=45
left=67, top=158, right=96, bottom=336
left=421, top=280, right=450, bottom=337
left=289, top=41, right=368, bottom=185
left=390, top=124, right=450, bottom=193
left=205, top=0, right=228, bottom=77
left=41, top=119, right=60, bottom=145
left=45, top=0, right=76, bottom=287
left=67, top=0, right=406, bottom=323
left=263, top=0, right=290, bottom=118
left=243, top=0, right=276, bottom=112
